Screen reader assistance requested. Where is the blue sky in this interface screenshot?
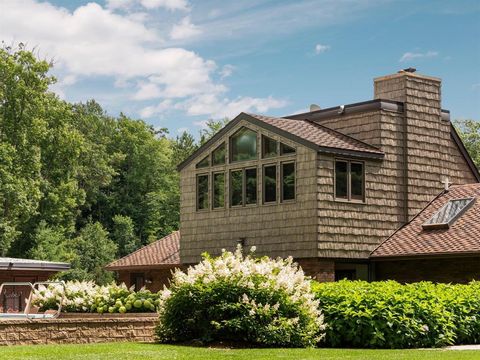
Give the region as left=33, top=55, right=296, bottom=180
left=1, top=0, right=479, bottom=135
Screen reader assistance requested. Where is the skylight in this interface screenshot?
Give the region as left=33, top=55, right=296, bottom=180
left=422, top=197, right=475, bottom=230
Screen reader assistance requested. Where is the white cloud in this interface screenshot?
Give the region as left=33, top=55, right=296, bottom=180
left=315, top=44, right=330, bottom=54
left=220, top=64, right=235, bottom=79
left=0, top=1, right=219, bottom=100
left=1, top=0, right=288, bottom=122
left=399, top=51, right=439, bottom=62
left=132, top=82, right=163, bottom=100
left=182, top=94, right=288, bottom=119
left=139, top=99, right=173, bottom=118
left=107, top=0, right=189, bottom=11
left=170, top=16, right=201, bottom=40
left=177, top=126, right=189, bottom=133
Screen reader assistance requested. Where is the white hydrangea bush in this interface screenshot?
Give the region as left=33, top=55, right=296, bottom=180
left=156, top=247, right=325, bottom=347
left=31, top=281, right=159, bottom=313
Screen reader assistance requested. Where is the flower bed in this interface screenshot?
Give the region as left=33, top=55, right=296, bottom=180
left=32, top=281, right=160, bottom=314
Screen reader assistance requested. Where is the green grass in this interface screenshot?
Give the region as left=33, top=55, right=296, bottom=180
left=0, top=343, right=478, bottom=360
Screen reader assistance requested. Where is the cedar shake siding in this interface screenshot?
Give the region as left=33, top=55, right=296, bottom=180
left=180, top=118, right=319, bottom=264
left=373, top=72, right=477, bottom=219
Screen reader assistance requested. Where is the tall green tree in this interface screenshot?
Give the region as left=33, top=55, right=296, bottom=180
left=70, top=222, right=117, bottom=285
left=112, top=215, right=139, bottom=258
left=28, top=221, right=74, bottom=263
left=199, top=118, right=230, bottom=145
left=455, top=119, right=480, bottom=168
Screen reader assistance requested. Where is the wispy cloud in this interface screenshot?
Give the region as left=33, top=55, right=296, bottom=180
left=399, top=50, right=439, bottom=62
left=170, top=16, right=201, bottom=40
left=314, top=43, right=330, bottom=55
left=107, top=0, right=189, bottom=11
left=220, top=64, right=235, bottom=79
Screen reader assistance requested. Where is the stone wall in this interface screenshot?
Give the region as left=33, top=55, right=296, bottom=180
left=0, top=314, right=157, bottom=346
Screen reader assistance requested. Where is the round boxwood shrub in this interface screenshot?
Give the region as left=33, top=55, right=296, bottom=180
left=156, top=247, right=325, bottom=347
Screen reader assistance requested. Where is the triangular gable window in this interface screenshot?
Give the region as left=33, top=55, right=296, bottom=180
left=196, top=155, right=210, bottom=169
left=422, top=197, right=475, bottom=230
left=280, top=143, right=295, bottom=155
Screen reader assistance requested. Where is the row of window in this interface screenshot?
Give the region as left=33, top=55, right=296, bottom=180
left=196, top=127, right=295, bottom=169
left=197, top=162, right=296, bottom=210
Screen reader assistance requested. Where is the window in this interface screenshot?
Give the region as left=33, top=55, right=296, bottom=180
left=281, top=162, right=295, bottom=201
left=212, top=143, right=226, bottom=166
left=230, top=168, right=257, bottom=207
left=230, top=127, right=257, bottom=162
left=423, top=197, right=475, bottom=230
left=262, top=135, right=278, bottom=158
left=350, top=163, right=364, bottom=201
left=196, top=155, right=209, bottom=169
left=230, top=170, right=243, bottom=206
left=263, top=165, right=277, bottom=203
left=212, top=172, right=225, bottom=208
left=335, top=160, right=364, bottom=202
left=280, top=143, right=296, bottom=155
left=245, top=168, right=257, bottom=205
left=196, top=174, right=209, bottom=210
left=335, top=161, right=348, bottom=200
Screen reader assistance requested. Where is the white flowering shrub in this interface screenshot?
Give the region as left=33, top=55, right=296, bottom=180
left=31, top=281, right=160, bottom=313
left=156, top=247, right=325, bottom=347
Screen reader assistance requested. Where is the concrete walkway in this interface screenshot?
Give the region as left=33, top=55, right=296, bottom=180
left=446, top=345, right=480, bottom=350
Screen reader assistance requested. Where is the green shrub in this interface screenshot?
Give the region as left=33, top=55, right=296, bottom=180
left=156, top=248, right=325, bottom=347
left=312, top=280, right=480, bottom=348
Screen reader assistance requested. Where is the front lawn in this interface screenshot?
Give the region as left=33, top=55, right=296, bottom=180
left=0, top=343, right=478, bottom=360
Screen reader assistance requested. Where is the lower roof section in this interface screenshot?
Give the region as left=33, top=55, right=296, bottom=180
left=0, top=257, right=70, bottom=271
left=105, top=231, right=180, bottom=271
left=371, top=183, right=480, bottom=260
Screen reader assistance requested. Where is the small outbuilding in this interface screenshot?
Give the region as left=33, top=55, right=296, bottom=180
left=371, top=183, right=480, bottom=283
left=0, top=257, right=70, bottom=312
left=105, top=231, right=181, bottom=292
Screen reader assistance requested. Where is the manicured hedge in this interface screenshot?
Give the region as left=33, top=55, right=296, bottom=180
left=312, top=280, right=480, bottom=349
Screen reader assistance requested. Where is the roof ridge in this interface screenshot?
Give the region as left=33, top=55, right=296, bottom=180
left=106, top=230, right=179, bottom=268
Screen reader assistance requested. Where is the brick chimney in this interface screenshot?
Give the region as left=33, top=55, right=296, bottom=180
left=374, top=69, right=452, bottom=220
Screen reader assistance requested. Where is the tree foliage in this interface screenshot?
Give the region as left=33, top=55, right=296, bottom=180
left=454, top=119, right=480, bottom=168
left=0, top=46, right=228, bottom=281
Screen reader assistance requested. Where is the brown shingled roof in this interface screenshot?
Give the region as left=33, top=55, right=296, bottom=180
left=371, top=184, right=480, bottom=259
left=247, top=113, right=384, bottom=157
left=177, top=111, right=384, bottom=170
left=105, top=231, right=180, bottom=270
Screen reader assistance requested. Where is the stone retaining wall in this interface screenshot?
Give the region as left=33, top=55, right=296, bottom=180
left=0, top=313, right=157, bottom=346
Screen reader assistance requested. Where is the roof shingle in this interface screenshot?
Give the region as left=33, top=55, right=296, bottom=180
left=247, top=113, right=384, bottom=157
left=105, top=231, right=180, bottom=270
left=371, top=183, right=480, bottom=258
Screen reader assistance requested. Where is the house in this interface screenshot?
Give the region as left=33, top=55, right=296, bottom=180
left=105, top=231, right=181, bottom=291
left=106, top=69, right=479, bottom=286
left=371, top=183, right=480, bottom=283
left=0, top=257, right=70, bottom=312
